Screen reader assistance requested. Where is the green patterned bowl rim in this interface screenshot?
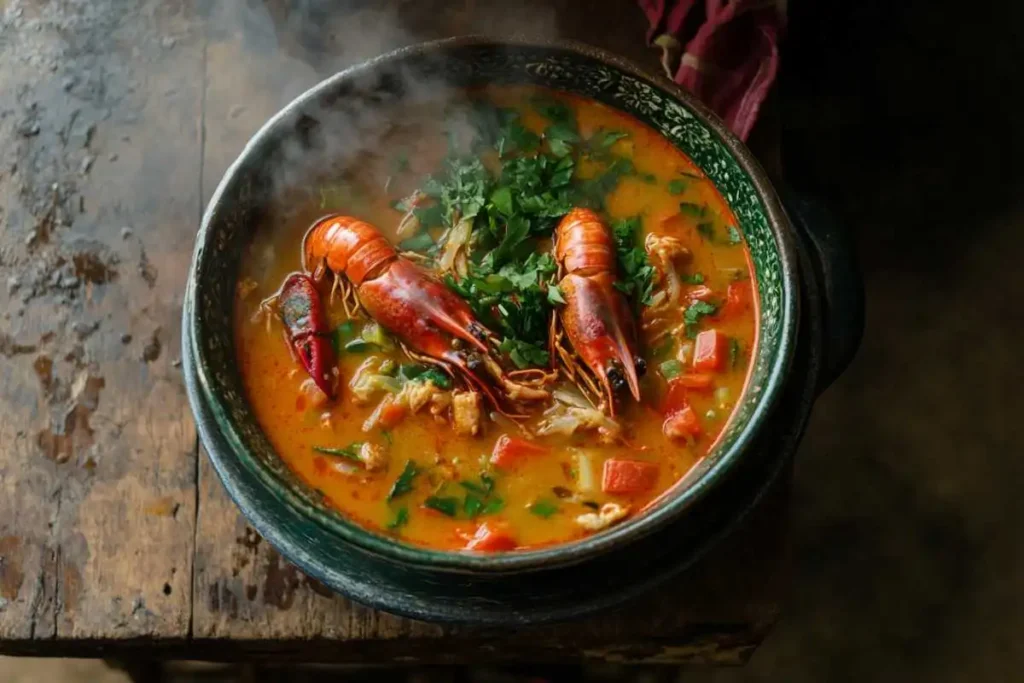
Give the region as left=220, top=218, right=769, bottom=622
left=186, top=36, right=799, bottom=573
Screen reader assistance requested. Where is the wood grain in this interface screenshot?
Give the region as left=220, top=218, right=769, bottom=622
left=0, top=0, right=200, bottom=641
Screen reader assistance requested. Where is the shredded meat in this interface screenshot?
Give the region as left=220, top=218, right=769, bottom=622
left=536, top=404, right=622, bottom=444
left=403, top=381, right=439, bottom=413
left=358, top=443, right=388, bottom=472
left=429, top=392, right=452, bottom=422
left=576, top=503, right=630, bottom=531
left=452, top=390, right=482, bottom=436
left=645, top=233, right=691, bottom=307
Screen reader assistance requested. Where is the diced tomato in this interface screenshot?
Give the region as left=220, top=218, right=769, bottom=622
left=692, top=329, right=728, bottom=372
left=675, top=373, right=715, bottom=391
left=687, top=285, right=715, bottom=302
left=663, top=405, right=703, bottom=440
left=377, top=400, right=407, bottom=429
left=490, top=434, right=548, bottom=469
left=719, top=281, right=751, bottom=319
left=602, top=459, right=660, bottom=494
left=464, top=522, right=517, bottom=552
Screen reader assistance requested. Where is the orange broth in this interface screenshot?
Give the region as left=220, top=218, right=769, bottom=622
left=233, top=86, right=756, bottom=551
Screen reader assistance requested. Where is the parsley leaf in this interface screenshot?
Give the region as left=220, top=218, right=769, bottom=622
left=611, top=215, right=656, bottom=307
left=387, top=460, right=420, bottom=501
left=424, top=496, right=459, bottom=517
left=500, top=338, right=550, bottom=369
left=423, top=157, right=491, bottom=227
left=683, top=300, right=718, bottom=338
left=313, top=443, right=363, bottom=462
left=729, top=338, right=742, bottom=368
left=682, top=272, right=705, bottom=284
left=547, top=284, right=566, bottom=305
left=529, top=499, right=560, bottom=518
left=667, top=179, right=687, bottom=195
left=679, top=201, right=707, bottom=218
left=386, top=507, right=409, bottom=530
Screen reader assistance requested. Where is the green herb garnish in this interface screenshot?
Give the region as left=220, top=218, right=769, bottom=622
left=386, top=507, right=409, bottom=530
left=684, top=300, right=719, bottom=338
left=682, top=272, right=705, bottom=285
left=482, top=497, right=505, bottom=515
left=313, top=443, right=363, bottom=462
left=424, top=496, right=459, bottom=517
left=729, top=338, right=741, bottom=368
left=726, top=225, right=743, bottom=245
left=397, top=364, right=453, bottom=389
left=463, top=494, right=484, bottom=518
left=547, top=284, right=566, bottom=305
left=331, top=321, right=357, bottom=355
left=529, top=499, right=559, bottom=518
left=611, top=215, right=656, bottom=307
left=387, top=460, right=419, bottom=501
left=659, top=359, right=683, bottom=380
left=697, top=222, right=716, bottom=240
left=667, top=179, right=687, bottom=195
left=679, top=201, right=707, bottom=218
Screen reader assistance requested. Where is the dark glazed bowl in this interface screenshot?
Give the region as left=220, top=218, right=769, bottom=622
left=183, top=36, right=861, bottom=624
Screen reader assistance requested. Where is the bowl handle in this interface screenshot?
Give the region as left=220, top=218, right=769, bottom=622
left=783, top=190, right=865, bottom=393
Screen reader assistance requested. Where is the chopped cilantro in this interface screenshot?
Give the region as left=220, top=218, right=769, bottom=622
left=667, top=179, right=687, bottom=195
left=726, top=225, right=743, bottom=245
left=729, top=338, right=741, bottom=368
left=397, top=364, right=452, bottom=389
left=697, top=222, right=716, bottom=240
left=682, top=272, right=705, bottom=285
left=679, top=201, right=707, bottom=218
left=652, top=336, right=675, bottom=359
left=459, top=474, right=495, bottom=496
left=611, top=215, right=656, bottom=307
left=547, top=284, right=566, bottom=305
left=500, top=338, right=550, bottom=369
left=387, top=460, right=419, bottom=501
left=532, top=97, right=577, bottom=131
left=424, top=495, right=459, bottom=517
left=386, top=507, right=409, bottom=530
left=529, top=499, right=559, bottom=518
left=423, top=157, right=491, bottom=227
left=463, top=494, right=484, bottom=518
left=544, top=122, right=580, bottom=157
left=683, top=300, right=718, bottom=338
left=482, top=497, right=505, bottom=515
left=313, top=443, right=363, bottom=462
left=659, top=359, right=683, bottom=380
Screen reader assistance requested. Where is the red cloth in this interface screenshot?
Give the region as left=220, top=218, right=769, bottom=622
left=638, top=0, right=784, bottom=141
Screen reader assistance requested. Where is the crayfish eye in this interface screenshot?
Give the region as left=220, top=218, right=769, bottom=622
left=634, top=357, right=647, bottom=377
left=607, top=366, right=626, bottom=394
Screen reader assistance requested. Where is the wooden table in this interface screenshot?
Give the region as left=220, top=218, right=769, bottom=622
left=0, top=0, right=789, bottom=664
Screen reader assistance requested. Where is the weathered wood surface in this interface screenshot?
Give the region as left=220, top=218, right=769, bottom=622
left=0, top=0, right=789, bottom=663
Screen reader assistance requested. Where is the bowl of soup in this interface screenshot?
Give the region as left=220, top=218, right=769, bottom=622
left=183, top=37, right=840, bottom=623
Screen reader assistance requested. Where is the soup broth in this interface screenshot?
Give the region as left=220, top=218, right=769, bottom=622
left=234, top=86, right=756, bottom=551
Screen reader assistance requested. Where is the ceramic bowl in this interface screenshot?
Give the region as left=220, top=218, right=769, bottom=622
left=183, top=36, right=861, bottom=624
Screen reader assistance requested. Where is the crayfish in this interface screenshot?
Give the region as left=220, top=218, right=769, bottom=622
left=302, top=214, right=551, bottom=414
left=551, top=207, right=645, bottom=415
